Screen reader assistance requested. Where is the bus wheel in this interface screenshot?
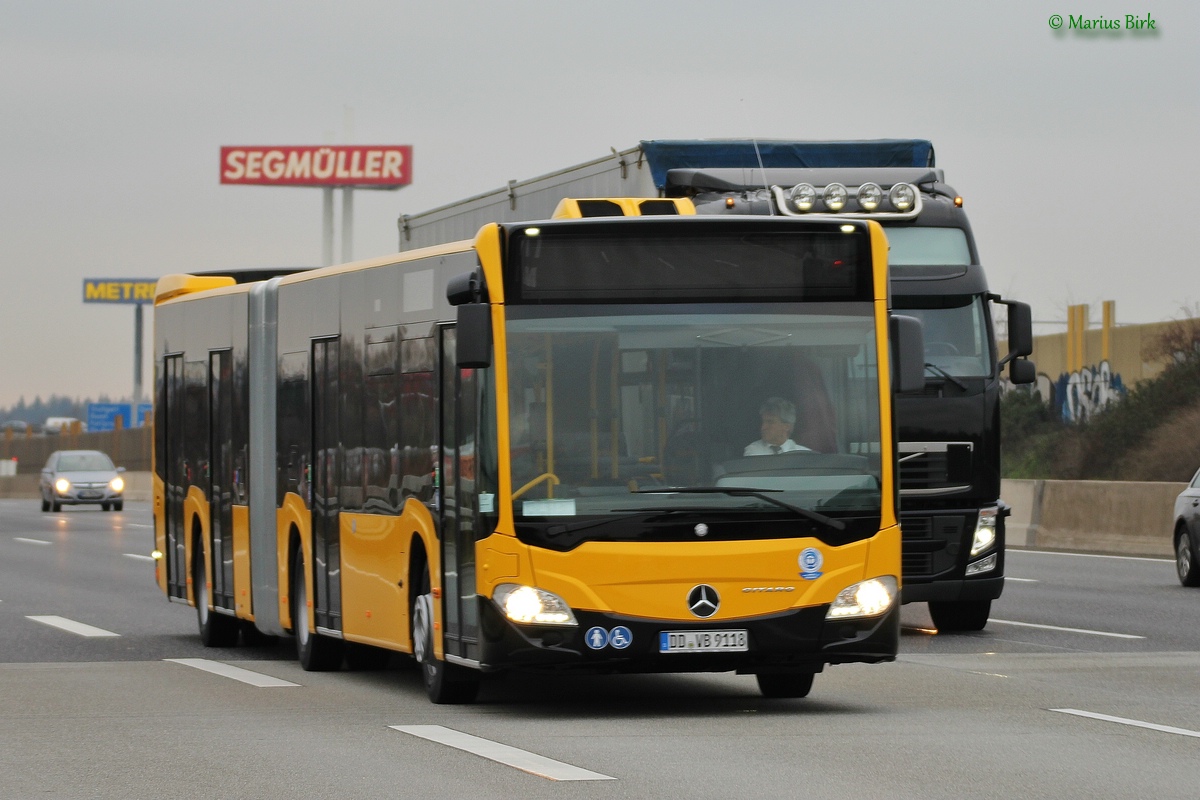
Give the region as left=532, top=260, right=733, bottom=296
left=929, top=599, right=991, bottom=633
left=756, top=671, right=814, bottom=699
left=412, top=573, right=479, bottom=704
left=291, top=549, right=343, bottom=671
left=193, top=539, right=238, bottom=647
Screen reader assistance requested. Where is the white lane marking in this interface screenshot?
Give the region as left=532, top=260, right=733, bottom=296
left=990, top=619, right=1144, bottom=639
left=14, top=537, right=51, bottom=545
left=126, top=523, right=154, bottom=528
left=124, top=553, right=155, bottom=562
left=1006, top=577, right=1038, bottom=583
left=164, top=658, right=300, bottom=687
left=391, top=725, right=615, bottom=782
left=1052, top=708, right=1200, bottom=739
left=1008, top=549, right=1172, bottom=564
left=27, top=615, right=120, bottom=637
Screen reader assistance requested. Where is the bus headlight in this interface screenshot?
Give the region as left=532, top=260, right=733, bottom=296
left=822, top=183, right=848, bottom=212
left=826, top=576, right=898, bottom=619
left=856, top=182, right=883, bottom=211
left=789, top=183, right=817, bottom=211
left=493, top=584, right=578, bottom=626
left=55, top=478, right=71, bottom=493
left=110, top=476, right=125, bottom=492
left=888, top=183, right=916, bottom=211
left=970, top=506, right=999, bottom=557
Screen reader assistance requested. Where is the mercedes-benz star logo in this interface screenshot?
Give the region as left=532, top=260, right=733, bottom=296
left=687, top=584, right=720, bottom=618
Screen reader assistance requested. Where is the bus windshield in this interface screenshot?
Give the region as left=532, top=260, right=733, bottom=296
left=504, top=303, right=882, bottom=544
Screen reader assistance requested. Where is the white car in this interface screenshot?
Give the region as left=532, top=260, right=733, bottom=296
left=1174, top=467, right=1200, bottom=586
left=40, top=450, right=125, bottom=512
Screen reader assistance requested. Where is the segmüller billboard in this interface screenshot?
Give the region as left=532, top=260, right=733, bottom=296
left=220, top=145, right=412, bottom=188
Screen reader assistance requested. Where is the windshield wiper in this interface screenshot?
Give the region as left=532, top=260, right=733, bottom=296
left=924, top=362, right=968, bottom=391
left=633, top=487, right=845, bottom=531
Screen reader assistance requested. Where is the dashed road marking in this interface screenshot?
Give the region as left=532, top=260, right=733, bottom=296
left=1006, top=577, right=1038, bottom=583
left=391, top=725, right=615, bottom=781
left=1053, top=708, right=1200, bottom=738
left=990, top=619, right=1143, bottom=639
left=14, top=537, right=51, bottom=545
left=124, top=553, right=155, bottom=562
left=164, top=658, right=300, bottom=687
left=27, top=615, right=120, bottom=637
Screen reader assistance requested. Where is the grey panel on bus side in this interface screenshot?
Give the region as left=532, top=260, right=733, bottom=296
left=249, top=279, right=283, bottom=636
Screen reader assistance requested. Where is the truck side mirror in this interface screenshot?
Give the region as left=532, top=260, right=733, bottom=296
left=1006, top=301, right=1033, bottom=358
left=890, top=314, right=926, bottom=394
left=456, top=303, right=493, bottom=369
left=1009, top=358, right=1036, bottom=385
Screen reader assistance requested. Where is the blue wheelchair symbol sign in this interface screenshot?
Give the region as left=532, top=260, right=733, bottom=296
left=585, top=626, right=609, bottom=650
left=609, top=626, right=633, bottom=649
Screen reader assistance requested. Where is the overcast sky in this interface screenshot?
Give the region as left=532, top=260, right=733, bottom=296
left=2, top=1, right=1196, bottom=410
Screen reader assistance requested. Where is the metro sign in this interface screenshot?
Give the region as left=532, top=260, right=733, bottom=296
left=220, top=145, right=412, bottom=188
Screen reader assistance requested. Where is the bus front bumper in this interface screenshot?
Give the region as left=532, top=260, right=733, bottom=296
left=476, top=601, right=899, bottom=675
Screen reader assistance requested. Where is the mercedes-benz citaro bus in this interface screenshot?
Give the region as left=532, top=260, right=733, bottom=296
left=152, top=202, right=925, bottom=703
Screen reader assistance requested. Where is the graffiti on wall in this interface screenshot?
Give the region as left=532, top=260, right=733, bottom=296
left=1054, top=360, right=1126, bottom=424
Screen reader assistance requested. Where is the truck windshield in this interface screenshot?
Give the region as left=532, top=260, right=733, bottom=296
left=884, top=227, right=971, bottom=266
left=895, top=296, right=994, bottom=378
left=504, top=303, right=883, bottom=545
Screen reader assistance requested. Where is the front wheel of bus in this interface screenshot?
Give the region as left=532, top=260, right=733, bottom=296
left=292, top=549, right=343, bottom=671
left=756, top=671, right=814, bottom=699
left=412, top=574, right=479, bottom=704
left=929, top=599, right=991, bottom=632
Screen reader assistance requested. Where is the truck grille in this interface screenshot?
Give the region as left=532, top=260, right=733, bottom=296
left=900, top=513, right=969, bottom=579
left=898, top=442, right=973, bottom=493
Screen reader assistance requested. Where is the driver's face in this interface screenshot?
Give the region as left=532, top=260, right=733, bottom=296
left=760, top=413, right=793, bottom=446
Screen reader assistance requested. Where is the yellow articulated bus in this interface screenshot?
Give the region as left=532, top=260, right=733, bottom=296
left=152, top=204, right=925, bottom=703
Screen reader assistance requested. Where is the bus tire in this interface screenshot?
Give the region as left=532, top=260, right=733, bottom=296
left=756, top=671, right=814, bottom=698
left=412, top=573, right=479, bottom=704
left=193, top=536, right=239, bottom=647
left=929, top=599, right=991, bottom=632
left=292, top=548, right=343, bottom=671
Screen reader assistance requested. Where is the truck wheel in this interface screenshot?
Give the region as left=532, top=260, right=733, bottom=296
left=292, top=548, right=343, bottom=671
left=756, top=671, right=814, bottom=698
left=412, top=570, right=479, bottom=704
left=1176, top=527, right=1200, bottom=587
left=929, top=600, right=991, bottom=632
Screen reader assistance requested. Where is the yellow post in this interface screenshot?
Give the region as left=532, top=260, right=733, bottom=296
left=1102, top=300, right=1115, bottom=362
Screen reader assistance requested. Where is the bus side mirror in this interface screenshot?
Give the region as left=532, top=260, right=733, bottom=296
left=456, top=303, right=493, bottom=369
left=1009, top=358, right=1036, bottom=385
left=890, top=314, right=926, bottom=394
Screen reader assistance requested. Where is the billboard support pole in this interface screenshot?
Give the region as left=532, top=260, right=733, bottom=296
left=341, top=188, right=354, bottom=263
left=322, top=187, right=335, bottom=266
left=133, top=304, right=143, bottom=403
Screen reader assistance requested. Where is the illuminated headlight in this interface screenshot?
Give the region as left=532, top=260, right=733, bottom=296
left=826, top=575, right=898, bottom=619
left=109, top=476, right=125, bottom=492
left=822, top=183, right=848, bottom=212
left=856, top=182, right=883, bottom=211
left=966, top=552, right=998, bottom=576
left=55, top=478, right=71, bottom=493
left=888, top=182, right=916, bottom=211
left=789, top=183, right=817, bottom=211
left=493, top=584, right=578, bottom=626
left=970, top=506, right=999, bottom=556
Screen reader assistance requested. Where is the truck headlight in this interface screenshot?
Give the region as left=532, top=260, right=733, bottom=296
left=789, top=183, right=817, bottom=211
left=856, top=182, right=883, bottom=211
left=970, top=506, right=999, bottom=556
left=822, top=183, right=848, bottom=212
left=826, top=576, right=898, bottom=620
left=889, top=182, right=916, bottom=211
left=493, top=584, right=578, bottom=626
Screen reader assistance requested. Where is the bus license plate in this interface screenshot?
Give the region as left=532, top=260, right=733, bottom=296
left=659, top=630, right=748, bottom=653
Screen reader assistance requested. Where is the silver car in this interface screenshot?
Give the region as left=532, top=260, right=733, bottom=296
left=1174, top=467, right=1200, bottom=586
left=40, top=450, right=125, bottom=512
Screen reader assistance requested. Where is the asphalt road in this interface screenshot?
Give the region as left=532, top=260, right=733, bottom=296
left=2, top=499, right=1198, bottom=799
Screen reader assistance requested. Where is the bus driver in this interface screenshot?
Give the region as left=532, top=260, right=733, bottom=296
left=744, top=397, right=811, bottom=456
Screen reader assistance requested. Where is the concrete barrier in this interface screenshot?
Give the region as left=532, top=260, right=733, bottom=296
left=0, top=471, right=153, bottom=502
left=1003, top=478, right=1184, bottom=558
